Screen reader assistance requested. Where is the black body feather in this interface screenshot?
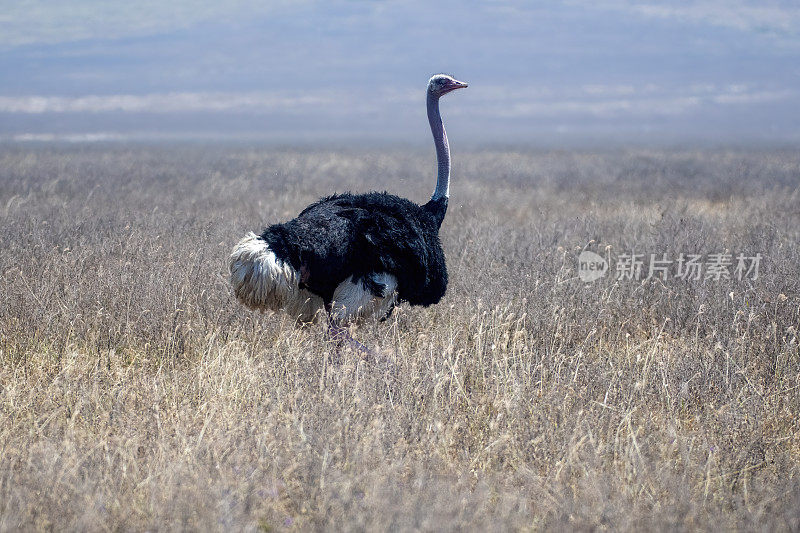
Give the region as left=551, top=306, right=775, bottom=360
left=261, top=192, right=448, bottom=307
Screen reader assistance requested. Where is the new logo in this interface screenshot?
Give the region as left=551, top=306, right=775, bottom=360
left=578, top=251, right=608, bottom=282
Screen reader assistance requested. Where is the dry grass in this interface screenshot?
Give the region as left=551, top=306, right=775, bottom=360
left=1, top=145, right=799, bottom=531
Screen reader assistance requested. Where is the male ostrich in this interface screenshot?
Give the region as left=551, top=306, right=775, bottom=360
left=228, top=74, right=467, bottom=347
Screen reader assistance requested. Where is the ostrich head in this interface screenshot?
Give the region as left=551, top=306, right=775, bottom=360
left=428, top=74, right=468, bottom=98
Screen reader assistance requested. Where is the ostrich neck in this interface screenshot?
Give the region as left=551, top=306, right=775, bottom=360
left=427, top=92, right=449, bottom=200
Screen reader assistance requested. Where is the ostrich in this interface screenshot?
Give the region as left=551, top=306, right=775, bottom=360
left=228, top=74, right=467, bottom=349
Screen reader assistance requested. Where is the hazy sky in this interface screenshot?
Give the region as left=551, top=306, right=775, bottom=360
left=1, top=0, right=798, bottom=144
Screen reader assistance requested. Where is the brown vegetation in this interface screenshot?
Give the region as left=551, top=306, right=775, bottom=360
left=1, top=145, right=799, bottom=530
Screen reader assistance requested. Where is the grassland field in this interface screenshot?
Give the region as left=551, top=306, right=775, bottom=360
left=0, top=145, right=799, bottom=531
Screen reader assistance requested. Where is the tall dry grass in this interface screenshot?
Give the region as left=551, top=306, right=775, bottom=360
left=0, top=145, right=799, bottom=530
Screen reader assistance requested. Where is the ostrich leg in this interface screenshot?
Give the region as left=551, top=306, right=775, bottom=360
left=324, top=302, right=374, bottom=357
left=323, top=305, right=398, bottom=378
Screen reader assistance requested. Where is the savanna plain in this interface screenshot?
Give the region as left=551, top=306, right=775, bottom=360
left=0, top=145, right=799, bottom=531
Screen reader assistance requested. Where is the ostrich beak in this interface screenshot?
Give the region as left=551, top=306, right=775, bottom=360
left=443, top=79, right=468, bottom=94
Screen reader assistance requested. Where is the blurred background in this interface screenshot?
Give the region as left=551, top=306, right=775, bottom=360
left=1, top=0, right=798, bottom=145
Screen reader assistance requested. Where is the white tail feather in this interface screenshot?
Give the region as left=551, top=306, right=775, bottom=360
left=228, top=232, right=324, bottom=323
